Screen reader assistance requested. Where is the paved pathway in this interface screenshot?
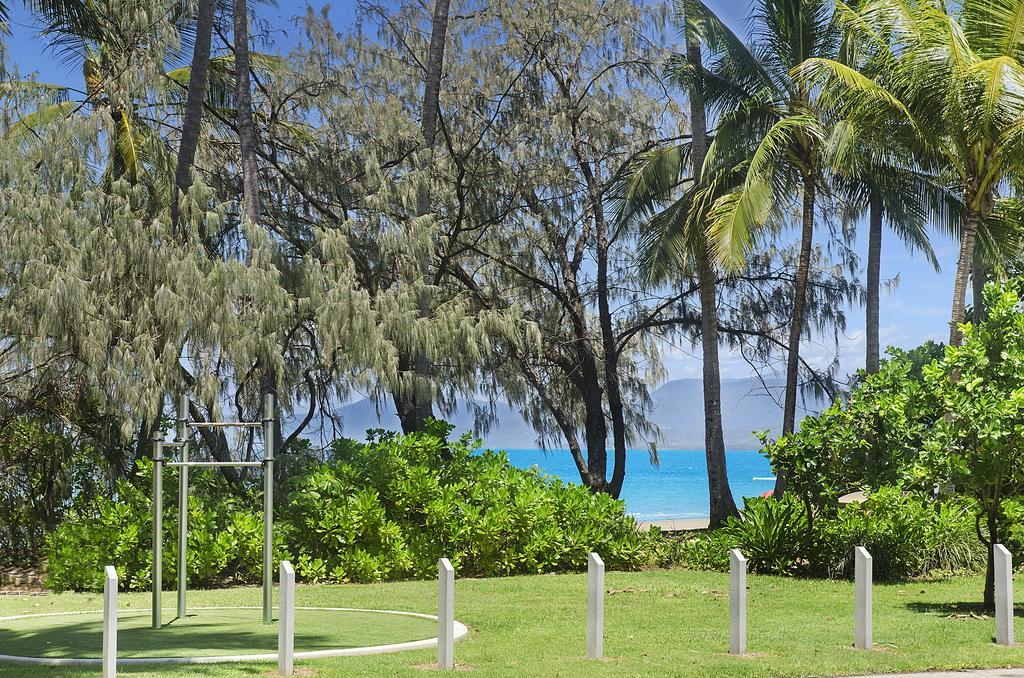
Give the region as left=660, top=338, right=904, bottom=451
left=854, top=671, right=1024, bottom=677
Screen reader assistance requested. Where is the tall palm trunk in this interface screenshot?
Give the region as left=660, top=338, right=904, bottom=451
left=949, top=210, right=979, bottom=346
left=972, top=246, right=987, bottom=323
left=395, top=0, right=450, bottom=433
left=775, top=175, right=816, bottom=497
left=171, top=0, right=216, bottom=236
left=865, top=193, right=883, bottom=374
left=686, top=17, right=737, bottom=525
left=233, top=0, right=259, bottom=229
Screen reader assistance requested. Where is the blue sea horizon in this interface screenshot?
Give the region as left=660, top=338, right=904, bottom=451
left=499, top=448, right=774, bottom=521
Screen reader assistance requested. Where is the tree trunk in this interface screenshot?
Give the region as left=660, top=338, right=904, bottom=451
left=395, top=0, right=451, bottom=432
left=972, top=245, right=987, bottom=323
left=865, top=193, right=883, bottom=374
left=984, top=509, right=998, bottom=612
left=394, top=353, right=420, bottom=435
left=949, top=210, right=979, bottom=346
left=597, top=212, right=627, bottom=499
left=686, top=20, right=737, bottom=526
left=171, top=0, right=217, bottom=237
left=420, top=0, right=450, bottom=155
left=579, top=350, right=609, bottom=494
left=233, top=0, right=260, bottom=229
left=775, top=175, right=816, bottom=497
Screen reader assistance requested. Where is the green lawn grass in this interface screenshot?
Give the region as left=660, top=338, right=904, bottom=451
left=0, top=607, right=435, bottom=658
left=1, top=568, right=1022, bottom=677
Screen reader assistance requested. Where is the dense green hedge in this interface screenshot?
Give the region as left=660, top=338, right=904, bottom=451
left=45, top=422, right=650, bottom=592
left=674, top=489, right=984, bottom=580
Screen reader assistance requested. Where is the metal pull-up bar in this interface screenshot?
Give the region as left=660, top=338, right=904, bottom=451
left=151, top=393, right=276, bottom=631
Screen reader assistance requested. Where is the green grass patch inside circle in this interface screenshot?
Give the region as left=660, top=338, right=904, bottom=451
left=0, top=607, right=437, bottom=659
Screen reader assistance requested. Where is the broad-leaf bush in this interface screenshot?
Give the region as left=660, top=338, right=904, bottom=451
left=677, top=487, right=981, bottom=580
left=720, top=496, right=810, bottom=575
left=45, top=422, right=649, bottom=591
left=812, top=488, right=983, bottom=580
left=764, top=346, right=941, bottom=516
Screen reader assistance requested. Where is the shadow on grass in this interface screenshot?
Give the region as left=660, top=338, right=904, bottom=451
left=0, top=613, right=338, bottom=658
left=0, top=662, right=272, bottom=676
left=904, top=601, right=1024, bottom=618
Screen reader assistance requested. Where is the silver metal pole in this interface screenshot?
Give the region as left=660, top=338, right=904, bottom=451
left=176, top=394, right=189, bottom=620
left=165, top=461, right=263, bottom=468
left=263, top=393, right=275, bottom=624
left=190, top=421, right=262, bottom=429
left=152, top=435, right=163, bottom=630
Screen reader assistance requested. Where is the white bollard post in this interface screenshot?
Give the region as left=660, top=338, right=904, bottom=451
left=855, top=546, right=873, bottom=650
left=438, top=558, right=455, bottom=670
left=103, top=565, right=117, bottom=678
left=995, top=544, right=1014, bottom=646
left=729, top=549, right=747, bottom=655
left=586, top=552, right=605, bottom=659
left=278, top=560, right=295, bottom=676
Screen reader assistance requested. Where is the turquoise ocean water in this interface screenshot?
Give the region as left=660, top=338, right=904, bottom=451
left=502, top=449, right=774, bottom=521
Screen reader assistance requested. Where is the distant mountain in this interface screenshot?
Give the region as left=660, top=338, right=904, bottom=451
left=648, top=377, right=827, bottom=449
left=336, top=377, right=829, bottom=450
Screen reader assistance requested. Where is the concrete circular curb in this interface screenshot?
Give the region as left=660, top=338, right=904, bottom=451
left=0, top=605, right=469, bottom=666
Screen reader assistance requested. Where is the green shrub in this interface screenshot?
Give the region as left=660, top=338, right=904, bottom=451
left=674, top=530, right=731, bottom=572
left=764, top=350, right=940, bottom=516
left=45, top=477, right=153, bottom=591
left=45, top=421, right=650, bottom=591
left=719, top=496, right=810, bottom=575
left=45, top=461, right=273, bottom=592
left=675, top=488, right=982, bottom=581
left=812, top=487, right=983, bottom=580
left=283, top=422, right=648, bottom=581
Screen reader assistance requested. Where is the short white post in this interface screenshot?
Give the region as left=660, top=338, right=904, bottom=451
left=729, top=549, right=747, bottom=655
left=278, top=560, right=295, bottom=676
left=587, top=552, right=605, bottom=659
left=995, top=544, right=1014, bottom=646
left=855, top=546, right=873, bottom=650
left=438, top=558, right=455, bottom=670
left=103, top=565, right=117, bottom=678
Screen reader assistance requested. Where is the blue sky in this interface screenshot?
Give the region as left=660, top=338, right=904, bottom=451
left=3, top=0, right=957, bottom=382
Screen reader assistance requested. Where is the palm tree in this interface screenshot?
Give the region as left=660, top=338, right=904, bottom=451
left=613, top=0, right=741, bottom=526
left=799, top=0, right=1024, bottom=611
left=689, top=0, right=840, bottom=495
left=824, top=117, right=943, bottom=374
left=1, top=2, right=92, bottom=30
left=171, top=0, right=217, bottom=235
left=798, top=0, right=1024, bottom=346
left=233, top=0, right=259, bottom=229
left=7, top=5, right=158, bottom=188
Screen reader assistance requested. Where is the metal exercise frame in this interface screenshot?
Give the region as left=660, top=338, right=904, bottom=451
left=152, top=393, right=276, bottom=629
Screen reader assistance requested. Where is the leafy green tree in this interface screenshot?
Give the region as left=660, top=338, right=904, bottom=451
left=921, top=280, right=1024, bottom=611
left=766, top=348, right=938, bottom=520
left=797, top=0, right=1024, bottom=346
left=819, top=3, right=946, bottom=373
left=613, top=0, right=739, bottom=524
left=693, top=0, right=842, bottom=486
left=396, top=0, right=452, bottom=434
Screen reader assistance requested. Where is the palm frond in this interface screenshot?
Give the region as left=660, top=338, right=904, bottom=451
left=5, top=100, right=77, bottom=140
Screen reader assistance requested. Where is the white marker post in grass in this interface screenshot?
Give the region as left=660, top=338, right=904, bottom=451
left=995, top=544, right=1014, bottom=646
left=438, top=558, right=455, bottom=670
left=729, top=549, right=747, bottom=656
left=102, top=565, right=117, bottom=678
left=278, top=560, right=295, bottom=676
left=855, top=547, right=873, bottom=650
left=587, top=552, right=605, bottom=659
